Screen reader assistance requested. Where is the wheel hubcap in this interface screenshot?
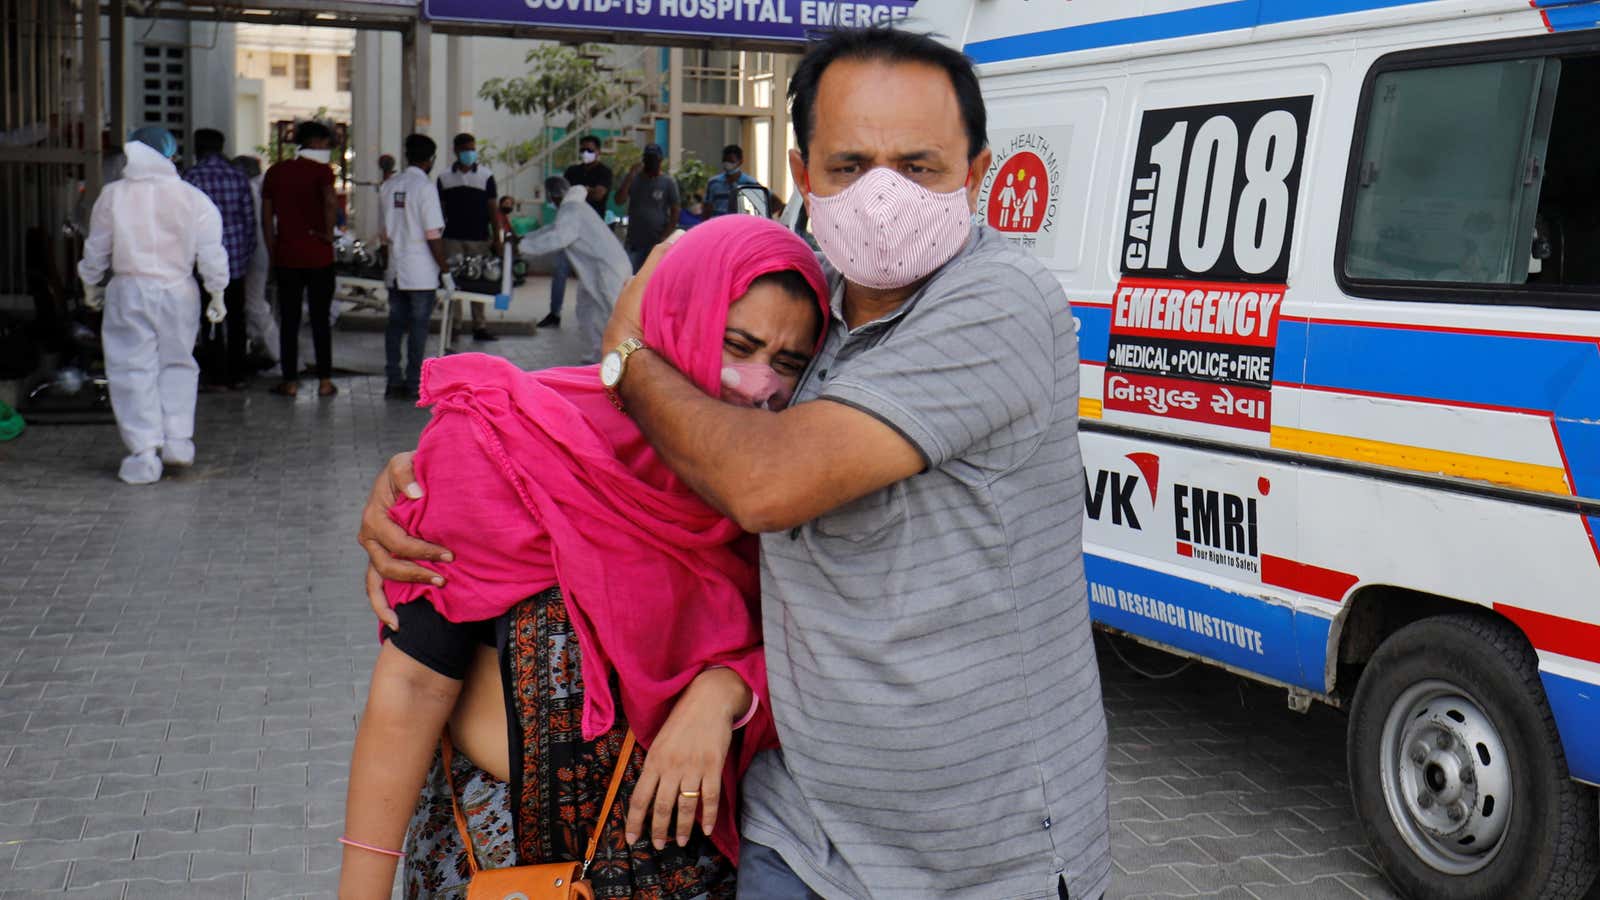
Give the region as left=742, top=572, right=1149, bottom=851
left=1379, top=679, right=1512, bottom=874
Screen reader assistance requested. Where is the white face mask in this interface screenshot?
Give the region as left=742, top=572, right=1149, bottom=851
left=579, top=150, right=598, bottom=164
left=299, top=147, right=332, bottom=164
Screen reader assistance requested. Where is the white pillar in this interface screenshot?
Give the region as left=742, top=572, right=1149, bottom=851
left=352, top=29, right=383, bottom=240
left=769, top=54, right=792, bottom=201
left=445, top=34, right=474, bottom=140
left=667, top=48, right=684, bottom=170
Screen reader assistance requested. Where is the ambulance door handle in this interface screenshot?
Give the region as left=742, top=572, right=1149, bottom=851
left=1523, top=155, right=1543, bottom=186
left=1358, top=161, right=1379, bottom=187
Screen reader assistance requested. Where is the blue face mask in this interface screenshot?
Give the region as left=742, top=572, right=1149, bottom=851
left=458, top=150, right=478, bottom=166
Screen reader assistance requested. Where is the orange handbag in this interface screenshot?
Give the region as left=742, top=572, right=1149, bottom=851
left=441, top=728, right=636, bottom=900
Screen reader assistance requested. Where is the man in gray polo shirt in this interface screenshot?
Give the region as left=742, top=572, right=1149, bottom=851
left=359, top=26, right=1109, bottom=900
left=603, top=29, right=1110, bottom=900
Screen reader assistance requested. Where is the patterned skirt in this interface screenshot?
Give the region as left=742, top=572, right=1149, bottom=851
left=402, top=586, right=736, bottom=899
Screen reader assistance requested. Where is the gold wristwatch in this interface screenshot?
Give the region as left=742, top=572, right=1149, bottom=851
left=600, top=337, right=647, bottom=411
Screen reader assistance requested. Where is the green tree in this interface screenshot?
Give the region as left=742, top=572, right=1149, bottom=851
left=478, top=45, right=636, bottom=169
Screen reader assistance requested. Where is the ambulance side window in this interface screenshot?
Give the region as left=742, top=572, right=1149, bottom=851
left=1339, top=43, right=1600, bottom=306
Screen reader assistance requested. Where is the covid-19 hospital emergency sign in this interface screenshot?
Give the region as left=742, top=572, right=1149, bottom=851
left=424, top=0, right=915, bottom=41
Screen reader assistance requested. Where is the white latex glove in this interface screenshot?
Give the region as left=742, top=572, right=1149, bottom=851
left=82, top=279, right=105, bottom=310
left=439, top=272, right=457, bottom=297
left=205, top=293, right=227, bottom=324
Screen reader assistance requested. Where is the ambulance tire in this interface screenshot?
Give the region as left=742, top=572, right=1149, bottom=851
left=1347, top=613, right=1599, bottom=900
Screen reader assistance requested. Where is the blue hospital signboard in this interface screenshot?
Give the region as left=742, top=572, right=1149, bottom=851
left=424, top=0, right=916, bottom=41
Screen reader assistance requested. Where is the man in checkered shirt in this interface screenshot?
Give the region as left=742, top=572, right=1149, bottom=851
left=184, top=128, right=256, bottom=389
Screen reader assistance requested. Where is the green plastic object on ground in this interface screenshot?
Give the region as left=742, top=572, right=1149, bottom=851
left=0, top=398, right=24, bottom=441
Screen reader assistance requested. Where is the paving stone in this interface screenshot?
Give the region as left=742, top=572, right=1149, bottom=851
left=189, top=847, right=305, bottom=880
left=82, top=808, right=199, bottom=839
left=1124, top=814, right=1234, bottom=846
left=68, top=851, right=192, bottom=888
left=1170, top=857, right=1289, bottom=893
left=1261, top=847, right=1380, bottom=883
left=12, top=833, right=136, bottom=869
left=123, top=874, right=246, bottom=900
left=1246, top=875, right=1369, bottom=899
left=1334, top=873, right=1405, bottom=899
left=0, top=860, right=71, bottom=891
left=244, top=868, right=340, bottom=899
left=134, top=824, right=251, bottom=859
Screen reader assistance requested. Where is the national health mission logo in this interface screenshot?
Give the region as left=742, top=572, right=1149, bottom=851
left=979, top=127, right=1069, bottom=256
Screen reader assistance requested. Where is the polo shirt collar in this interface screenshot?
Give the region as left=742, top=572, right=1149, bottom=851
left=824, top=224, right=980, bottom=337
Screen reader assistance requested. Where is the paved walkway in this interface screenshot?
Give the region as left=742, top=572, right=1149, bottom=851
left=0, top=325, right=1534, bottom=898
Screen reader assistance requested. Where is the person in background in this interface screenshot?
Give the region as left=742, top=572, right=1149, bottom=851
left=704, top=144, right=767, bottom=218
left=184, top=128, right=255, bottom=391
left=232, top=155, right=279, bottom=371
left=261, top=119, right=339, bottom=398
left=516, top=176, right=632, bottom=363
left=437, top=132, right=505, bottom=344
left=616, top=142, right=680, bottom=273
left=542, top=134, right=613, bottom=329
left=679, top=194, right=706, bottom=230
left=380, top=134, right=451, bottom=400
left=77, top=126, right=229, bottom=484
left=378, top=154, right=397, bottom=183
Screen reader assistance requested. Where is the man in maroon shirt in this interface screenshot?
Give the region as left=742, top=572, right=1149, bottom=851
left=261, top=120, right=339, bottom=397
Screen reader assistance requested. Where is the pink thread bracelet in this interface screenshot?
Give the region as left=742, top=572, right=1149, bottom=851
left=339, top=836, right=403, bottom=858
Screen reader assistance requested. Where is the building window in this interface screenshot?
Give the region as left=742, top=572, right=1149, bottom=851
left=270, top=52, right=288, bottom=77
left=294, top=54, right=312, bottom=90
left=337, top=55, right=352, bottom=93
left=1340, top=37, right=1600, bottom=307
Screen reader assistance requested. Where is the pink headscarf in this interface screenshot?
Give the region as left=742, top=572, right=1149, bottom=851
left=384, top=216, right=828, bottom=862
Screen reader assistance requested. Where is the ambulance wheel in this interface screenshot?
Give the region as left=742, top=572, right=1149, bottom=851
left=1347, top=613, right=1598, bottom=900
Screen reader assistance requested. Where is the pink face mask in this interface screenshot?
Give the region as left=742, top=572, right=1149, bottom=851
left=720, top=363, right=795, bottom=411
left=807, top=167, right=973, bottom=290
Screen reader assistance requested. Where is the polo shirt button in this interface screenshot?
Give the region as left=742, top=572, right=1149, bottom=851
left=1042, top=817, right=1051, bottom=830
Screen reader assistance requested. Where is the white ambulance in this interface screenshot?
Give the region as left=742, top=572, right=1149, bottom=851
left=911, top=1, right=1600, bottom=896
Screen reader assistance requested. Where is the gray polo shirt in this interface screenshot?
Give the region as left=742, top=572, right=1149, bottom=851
left=742, top=226, right=1111, bottom=900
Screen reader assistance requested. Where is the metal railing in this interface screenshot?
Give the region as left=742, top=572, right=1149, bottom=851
left=501, top=45, right=656, bottom=197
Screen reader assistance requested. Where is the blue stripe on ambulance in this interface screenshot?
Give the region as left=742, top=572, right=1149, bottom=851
left=1540, top=671, right=1600, bottom=783
left=1086, top=554, right=1330, bottom=691
left=1534, top=0, right=1600, bottom=32
left=966, top=0, right=1441, bottom=64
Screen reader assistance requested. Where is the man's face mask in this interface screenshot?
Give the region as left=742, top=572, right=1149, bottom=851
left=299, top=146, right=332, bottom=164
left=806, top=166, right=973, bottom=291
left=458, top=149, right=478, bottom=166
left=580, top=149, right=598, bottom=164
left=722, top=160, right=740, bottom=173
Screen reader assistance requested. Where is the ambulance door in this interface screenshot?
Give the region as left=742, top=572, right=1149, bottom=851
left=1081, top=57, right=1332, bottom=692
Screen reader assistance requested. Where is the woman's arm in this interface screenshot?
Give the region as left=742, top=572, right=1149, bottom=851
left=624, top=667, right=752, bottom=849
left=448, top=646, right=512, bottom=782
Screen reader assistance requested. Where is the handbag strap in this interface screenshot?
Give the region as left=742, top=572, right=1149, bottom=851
left=440, top=727, right=637, bottom=878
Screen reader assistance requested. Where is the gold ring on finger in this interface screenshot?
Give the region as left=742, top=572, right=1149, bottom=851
left=679, top=790, right=701, bottom=799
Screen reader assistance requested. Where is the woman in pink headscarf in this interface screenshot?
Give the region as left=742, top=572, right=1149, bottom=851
left=339, top=216, right=828, bottom=900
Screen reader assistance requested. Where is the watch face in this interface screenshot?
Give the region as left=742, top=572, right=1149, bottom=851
left=600, top=352, right=623, bottom=388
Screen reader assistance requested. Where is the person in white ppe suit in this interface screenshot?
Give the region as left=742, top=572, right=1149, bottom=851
left=233, top=154, right=279, bottom=367
left=519, top=176, right=632, bottom=363
left=77, top=126, right=229, bottom=485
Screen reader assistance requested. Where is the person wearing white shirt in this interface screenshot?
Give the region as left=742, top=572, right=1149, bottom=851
left=378, top=134, right=450, bottom=398
left=518, top=176, right=633, bottom=363
left=77, top=126, right=229, bottom=485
